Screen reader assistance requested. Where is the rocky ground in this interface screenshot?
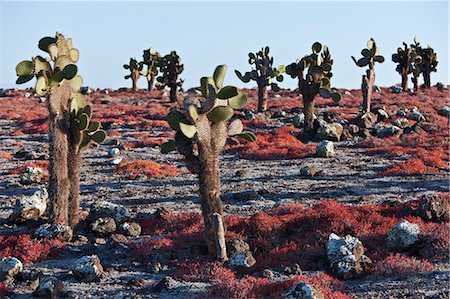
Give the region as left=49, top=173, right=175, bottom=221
left=0, top=87, right=448, bottom=298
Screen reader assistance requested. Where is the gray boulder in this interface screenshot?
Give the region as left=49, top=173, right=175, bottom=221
left=285, top=282, right=324, bottom=299
left=316, top=141, right=335, bottom=158
left=71, top=255, right=103, bottom=282
left=387, top=220, right=420, bottom=251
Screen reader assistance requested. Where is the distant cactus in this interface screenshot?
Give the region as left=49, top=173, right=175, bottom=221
left=156, top=51, right=184, bottom=102
left=235, top=46, right=285, bottom=112
left=160, top=65, right=256, bottom=260
left=392, top=37, right=422, bottom=91
left=286, top=42, right=341, bottom=132
left=141, top=48, right=160, bottom=91
left=15, top=32, right=106, bottom=230
left=123, top=58, right=144, bottom=92
left=413, top=38, right=438, bottom=88
left=352, top=38, right=384, bottom=113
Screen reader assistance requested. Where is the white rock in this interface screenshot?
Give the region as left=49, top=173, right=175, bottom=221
left=391, top=118, right=409, bottom=128
left=89, top=201, right=130, bottom=223
left=71, top=255, right=103, bottom=282
left=376, top=125, right=403, bottom=138
left=387, top=220, right=420, bottom=250
left=9, top=188, right=48, bottom=222
left=0, top=257, right=23, bottom=277
left=34, top=223, right=73, bottom=241
left=293, top=113, right=305, bottom=128
left=285, top=281, right=323, bottom=299
left=108, top=148, right=120, bottom=158
left=33, top=275, right=65, bottom=297
left=110, top=157, right=123, bottom=165
left=316, top=123, right=343, bottom=141
left=19, top=166, right=44, bottom=185
left=228, top=251, right=256, bottom=268
left=316, top=141, right=335, bottom=158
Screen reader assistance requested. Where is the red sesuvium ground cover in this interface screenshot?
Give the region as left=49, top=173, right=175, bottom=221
left=0, top=234, right=64, bottom=264
left=136, top=199, right=448, bottom=297
left=114, top=160, right=179, bottom=179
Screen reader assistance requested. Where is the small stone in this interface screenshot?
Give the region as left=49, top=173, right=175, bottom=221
left=418, top=194, right=449, bottom=222
left=391, top=118, right=409, bottom=128
left=409, top=109, right=426, bottom=122
left=390, top=86, right=402, bottom=93
left=293, top=114, right=305, bottom=128
left=153, top=276, right=178, bottom=292
left=0, top=257, right=23, bottom=278
left=357, top=112, right=378, bottom=129
left=235, top=170, right=248, bottom=178
left=8, top=188, right=48, bottom=223
left=94, top=237, right=107, bottom=245
left=110, top=157, right=123, bottom=165
left=300, top=166, right=317, bottom=177
left=19, top=166, right=45, bottom=185
left=227, top=239, right=256, bottom=269
left=228, top=190, right=263, bottom=201
left=155, top=207, right=172, bottom=220
left=34, top=223, right=73, bottom=242
left=127, top=278, right=146, bottom=289
left=272, top=111, right=286, bottom=118
left=71, top=255, right=103, bottom=282
left=397, top=109, right=408, bottom=117
left=284, top=263, right=302, bottom=276
left=262, top=269, right=274, bottom=279
left=435, top=82, right=445, bottom=91
left=316, top=123, right=343, bottom=141
left=108, top=148, right=120, bottom=158
left=437, top=106, right=450, bottom=118
left=119, top=222, right=141, bottom=237
left=91, top=217, right=117, bottom=236
left=33, top=275, right=65, bottom=298
left=89, top=201, right=130, bottom=223
left=348, top=124, right=359, bottom=135
left=387, top=220, right=420, bottom=251
left=316, top=141, right=335, bottom=158
left=285, top=281, right=324, bottom=299
left=376, top=125, right=403, bottom=138
left=110, top=234, right=128, bottom=244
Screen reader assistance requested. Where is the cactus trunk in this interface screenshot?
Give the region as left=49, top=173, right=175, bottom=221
left=401, top=71, right=409, bottom=91
left=423, top=72, right=431, bottom=88
left=147, top=75, right=155, bottom=91
left=169, top=84, right=178, bottom=102
left=362, top=69, right=375, bottom=114
left=257, top=85, right=268, bottom=112
left=67, top=142, right=82, bottom=228
left=303, top=95, right=315, bottom=131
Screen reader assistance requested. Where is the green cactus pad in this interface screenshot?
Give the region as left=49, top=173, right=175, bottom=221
left=217, top=86, right=238, bottom=99
left=48, top=44, right=59, bottom=61
left=80, top=132, right=91, bottom=148
left=208, top=106, right=234, bottom=123
left=16, top=74, right=34, bottom=84
left=320, top=77, right=330, bottom=88
left=16, top=61, right=35, bottom=76
left=237, top=131, right=256, bottom=142
left=83, top=105, right=92, bottom=118
left=321, top=63, right=332, bottom=72
left=227, top=92, right=247, bottom=109
left=72, top=92, right=86, bottom=108
left=70, top=98, right=78, bottom=113
left=235, top=70, right=251, bottom=83
left=373, top=55, right=385, bottom=63
left=66, top=38, right=73, bottom=49
left=166, top=109, right=183, bottom=132
left=78, top=113, right=90, bottom=131
left=55, top=56, right=72, bottom=71
left=319, top=88, right=332, bottom=98
left=201, top=77, right=216, bottom=98
left=38, top=37, right=57, bottom=52
left=213, top=65, right=227, bottom=90
left=179, top=122, right=197, bottom=138
left=188, top=105, right=198, bottom=123
left=62, top=64, right=78, bottom=80
left=70, top=75, right=83, bottom=92
left=69, top=48, right=79, bottom=62
left=35, top=76, right=49, bottom=96
left=160, top=140, right=177, bottom=154
left=88, top=121, right=100, bottom=132
left=276, top=75, right=284, bottom=82
left=33, top=56, right=52, bottom=75
left=312, top=42, right=322, bottom=54
left=331, top=92, right=341, bottom=102
left=367, top=38, right=375, bottom=49
left=361, top=49, right=371, bottom=57
left=227, top=119, right=244, bottom=136
left=91, top=130, right=107, bottom=143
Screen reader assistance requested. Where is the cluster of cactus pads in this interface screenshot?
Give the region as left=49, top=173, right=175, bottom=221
left=235, top=46, right=285, bottom=112
left=15, top=32, right=106, bottom=231
left=352, top=38, right=384, bottom=113
left=286, top=42, right=341, bottom=131
left=123, top=48, right=162, bottom=92
left=156, top=51, right=184, bottom=102
left=123, top=58, right=144, bottom=92
left=161, top=65, right=255, bottom=259
left=392, top=37, right=438, bottom=91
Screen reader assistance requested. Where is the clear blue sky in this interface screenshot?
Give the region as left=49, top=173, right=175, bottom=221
left=1, top=1, right=448, bottom=90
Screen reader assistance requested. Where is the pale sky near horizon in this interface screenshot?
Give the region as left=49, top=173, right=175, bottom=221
left=1, top=1, right=448, bottom=90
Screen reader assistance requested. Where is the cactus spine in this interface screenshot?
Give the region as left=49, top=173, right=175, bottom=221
left=156, top=51, right=184, bottom=102
left=235, top=46, right=285, bottom=112
left=160, top=65, right=256, bottom=259
left=15, top=33, right=106, bottom=230
left=352, top=38, right=384, bottom=113
left=123, top=58, right=143, bottom=92
left=286, top=42, right=341, bottom=132
left=141, top=48, right=160, bottom=91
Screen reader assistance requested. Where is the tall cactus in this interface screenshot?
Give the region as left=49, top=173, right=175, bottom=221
left=160, top=65, right=256, bottom=259
left=156, top=51, right=184, bottom=102
left=15, top=32, right=106, bottom=231
left=286, top=42, right=341, bottom=132
left=392, top=38, right=422, bottom=91
left=235, top=46, right=285, bottom=112
left=123, top=58, right=143, bottom=92
left=352, top=38, right=384, bottom=113
left=141, top=48, right=160, bottom=91
left=413, top=38, right=438, bottom=88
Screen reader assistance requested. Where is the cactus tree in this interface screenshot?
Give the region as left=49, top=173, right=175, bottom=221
left=413, top=38, right=438, bottom=88
left=286, top=42, right=341, bottom=132
left=160, top=65, right=256, bottom=260
left=156, top=51, right=184, bottom=102
left=392, top=38, right=420, bottom=92
left=15, top=32, right=107, bottom=231
left=141, top=47, right=160, bottom=91
left=123, top=58, right=143, bottom=92
left=235, top=46, right=285, bottom=112
left=352, top=38, right=384, bottom=113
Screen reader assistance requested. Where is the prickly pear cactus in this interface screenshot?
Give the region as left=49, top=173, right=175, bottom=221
left=412, top=37, right=438, bottom=88
left=15, top=32, right=106, bottom=229
left=352, top=38, right=384, bottom=113
left=156, top=51, right=184, bottom=102
left=141, top=48, right=160, bottom=91
left=123, top=58, right=144, bottom=92
left=235, top=46, right=285, bottom=112
left=392, top=38, right=422, bottom=92
left=286, top=42, right=341, bottom=131
left=160, top=65, right=255, bottom=258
